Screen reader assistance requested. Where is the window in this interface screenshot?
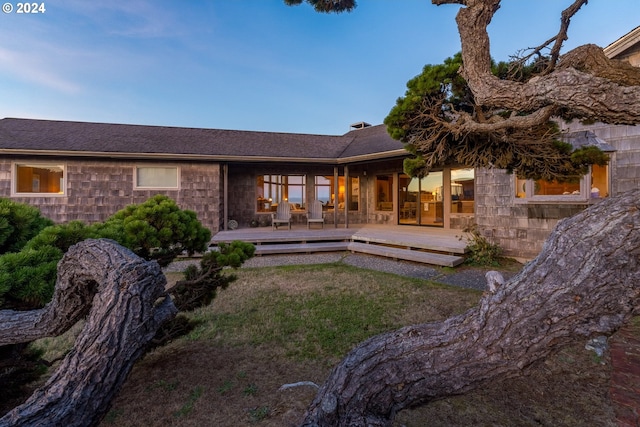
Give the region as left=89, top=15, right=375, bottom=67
left=314, top=175, right=359, bottom=211
left=515, top=164, right=609, bottom=201
left=257, top=174, right=306, bottom=212
left=376, top=175, right=393, bottom=211
left=135, top=166, right=179, bottom=189
left=14, top=163, right=64, bottom=195
left=451, top=168, right=475, bottom=214
left=314, top=176, right=331, bottom=204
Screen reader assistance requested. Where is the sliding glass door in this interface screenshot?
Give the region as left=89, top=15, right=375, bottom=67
left=398, top=171, right=443, bottom=227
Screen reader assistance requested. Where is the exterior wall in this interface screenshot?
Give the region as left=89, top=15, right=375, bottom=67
left=227, top=161, right=407, bottom=228
left=1, top=157, right=222, bottom=234
left=476, top=123, right=640, bottom=260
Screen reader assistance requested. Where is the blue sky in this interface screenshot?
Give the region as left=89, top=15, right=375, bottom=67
left=0, top=1, right=638, bottom=135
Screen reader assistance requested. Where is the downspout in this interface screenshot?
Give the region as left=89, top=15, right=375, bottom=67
left=223, top=163, right=228, bottom=231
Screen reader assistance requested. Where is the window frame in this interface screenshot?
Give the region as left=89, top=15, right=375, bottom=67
left=313, top=175, right=360, bottom=211
left=256, top=174, right=307, bottom=213
left=134, top=165, right=180, bottom=190
left=514, top=165, right=608, bottom=204
left=12, top=161, right=66, bottom=197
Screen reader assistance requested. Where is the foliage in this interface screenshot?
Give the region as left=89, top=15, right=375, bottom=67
left=23, top=221, right=95, bottom=253
left=283, top=0, right=355, bottom=13
left=172, top=241, right=255, bottom=312
left=0, top=246, right=62, bottom=308
left=0, top=196, right=213, bottom=309
left=461, top=224, right=502, bottom=267
left=0, top=198, right=53, bottom=255
left=152, top=241, right=255, bottom=346
left=100, top=195, right=211, bottom=267
left=384, top=53, right=608, bottom=181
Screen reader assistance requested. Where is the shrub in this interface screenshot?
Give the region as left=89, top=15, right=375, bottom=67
left=0, top=198, right=53, bottom=255
left=0, top=245, right=62, bottom=308
left=0, top=195, right=213, bottom=309
left=100, top=195, right=212, bottom=267
left=461, top=224, right=502, bottom=266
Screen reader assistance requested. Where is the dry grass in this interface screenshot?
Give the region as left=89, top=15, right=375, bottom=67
left=26, top=262, right=615, bottom=426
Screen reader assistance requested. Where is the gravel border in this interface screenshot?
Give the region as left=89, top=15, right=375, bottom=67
left=166, top=252, right=517, bottom=292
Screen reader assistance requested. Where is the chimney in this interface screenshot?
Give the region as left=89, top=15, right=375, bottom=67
left=350, top=121, right=371, bottom=130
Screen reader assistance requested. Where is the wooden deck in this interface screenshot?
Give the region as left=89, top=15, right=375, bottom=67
left=211, top=224, right=468, bottom=267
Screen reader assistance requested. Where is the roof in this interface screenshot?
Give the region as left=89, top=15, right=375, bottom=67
left=604, top=26, right=640, bottom=60
left=562, top=130, right=617, bottom=152
left=0, top=118, right=406, bottom=164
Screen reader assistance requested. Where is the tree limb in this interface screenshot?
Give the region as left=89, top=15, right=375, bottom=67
left=301, top=188, right=640, bottom=426
left=453, top=0, right=640, bottom=125
left=0, top=239, right=177, bottom=427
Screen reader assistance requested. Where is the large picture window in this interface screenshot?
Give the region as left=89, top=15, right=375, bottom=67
left=135, top=166, right=179, bottom=189
left=257, top=174, right=306, bottom=212
left=14, top=163, right=65, bottom=195
left=515, top=164, right=609, bottom=201
left=314, top=175, right=359, bottom=211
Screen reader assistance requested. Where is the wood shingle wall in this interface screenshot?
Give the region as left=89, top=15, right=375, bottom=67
left=476, top=123, right=640, bottom=260
left=0, top=158, right=221, bottom=234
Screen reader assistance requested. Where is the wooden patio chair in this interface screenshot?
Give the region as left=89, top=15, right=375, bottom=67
left=306, top=200, right=325, bottom=229
left=271, top=203, right=292, bottom=230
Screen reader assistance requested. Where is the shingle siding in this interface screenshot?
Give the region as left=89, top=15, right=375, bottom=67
left=1, top=158, right=221, bottom=233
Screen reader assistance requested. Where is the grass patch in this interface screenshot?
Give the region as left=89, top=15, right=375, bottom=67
left=20, top=261, right=616, bottom=427
left=173, top=386, right=204, bottom=418
left=186, top=263, right=477, bottom=362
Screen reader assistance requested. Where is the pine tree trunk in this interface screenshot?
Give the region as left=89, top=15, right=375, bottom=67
left=301, top=189, right=640, bottom=426
left=0, top=239, right=177, bottom=427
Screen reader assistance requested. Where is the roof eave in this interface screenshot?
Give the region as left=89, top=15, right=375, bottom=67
left=337, top=149, right=409, bottom=164
left=604, top=26, right=640, bottom=59
left=0, top=149, right=346, bottom=164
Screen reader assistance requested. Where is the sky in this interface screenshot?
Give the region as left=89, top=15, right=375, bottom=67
left=0, top=1, right=638, bottom=136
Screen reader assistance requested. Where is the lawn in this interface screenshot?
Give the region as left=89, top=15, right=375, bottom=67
left=31, top=262, right=614, bottom=426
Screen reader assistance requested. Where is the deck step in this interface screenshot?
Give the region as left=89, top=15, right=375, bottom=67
left=255, top=241, right=349, bottom=255
left=252, top=241, right=464, bottom=267
left=350, top=233, right=466, bottom=255
left=347, top=242, right=465, bottom=268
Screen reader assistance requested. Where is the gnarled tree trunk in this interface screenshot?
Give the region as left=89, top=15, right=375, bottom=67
left=0, top=239, right=177, bottom=427
left=301, top=188, right=640, bottom=426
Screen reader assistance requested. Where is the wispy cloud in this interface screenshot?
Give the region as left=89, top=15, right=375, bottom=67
left=0, top=47, right=82, bottom=94
left=58, top=0, right=190, bottom=39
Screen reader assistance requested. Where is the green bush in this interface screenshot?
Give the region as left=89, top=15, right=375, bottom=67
left=0, top=195, right=213, bottom=309
left=0, top=198, right=53, bottom=254
left=100, top=194, right=212, bottom=267
left=0, top=245, right=62, bottom=308
left=461, top=224, right=502, bottom=267
left=24, top=220, right=95, bottom=253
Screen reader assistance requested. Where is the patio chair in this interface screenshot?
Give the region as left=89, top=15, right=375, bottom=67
left=306, top=200, right=325, bottom=229
left=271, top=203, right=292, bottom=230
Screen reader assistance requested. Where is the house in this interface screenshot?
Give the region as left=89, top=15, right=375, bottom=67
left=0, top=117, right=477, bottom=235
left=1, top=28, right=638, bottom=261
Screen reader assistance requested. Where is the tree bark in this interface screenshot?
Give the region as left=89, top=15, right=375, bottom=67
left=437, top=0, right=640, bottom=125
left=0, top=239, right=177, bottom=427
left=301, top=188, right=640, bottom=426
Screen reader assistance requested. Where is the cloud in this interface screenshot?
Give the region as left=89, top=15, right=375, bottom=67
left=58, top=0, right=189, bottom=39
left=0, top=47, right=83, bottom=94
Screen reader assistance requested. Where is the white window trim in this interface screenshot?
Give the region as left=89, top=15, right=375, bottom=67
left=11, top=161, right=66, bottom=197
left=514, top=166, right=607, bottom=204
left=134, top=165, right=180, bottom=190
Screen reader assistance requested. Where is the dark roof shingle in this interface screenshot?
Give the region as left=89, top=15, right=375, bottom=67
left=0, top=118, right=406, bottom=163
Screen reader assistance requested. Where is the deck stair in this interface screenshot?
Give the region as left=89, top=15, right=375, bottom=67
left=210, top=225, right=467, bottom=268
